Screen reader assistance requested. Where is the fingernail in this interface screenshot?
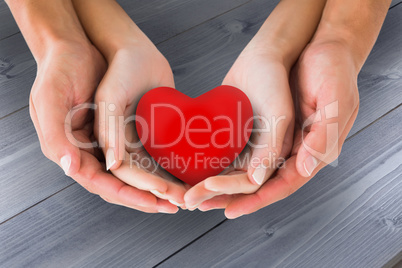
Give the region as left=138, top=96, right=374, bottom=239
left=151, top=190, right=166, bottom=199
left=204, top=181, right=220, bottom=192
left=106, top=148, right=116, bottom=171
left=188, top=202, right=202, bottom=211
left=158, top=207, right=178, bottom=214
left=169, top=200, right=185, bottom=207
left=252, top=164, right=267, bottom=185
left=198, top=206, right=213, bottom=212
left=60, top=155, right=71, bottom=175
left=226, top=212, right=243, bottom=219
left=304, top=155, right=318, bottom=176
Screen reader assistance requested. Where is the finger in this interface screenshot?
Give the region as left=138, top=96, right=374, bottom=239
left=185, top=174, right=254, bottom=210
left=296, top=99, right=357, bottom=177
left=247, top=112, right=293, bottom=186
left=225, top=156, right=309, bottom=219
left=156, top=198, right=180, bottom=214
left=245, top=66, right=294, bottom=186
left=224, top=109, right=358, bottom=219
left=184, top=181, right=220, bottom=210
left=74, top=150, right=158, bottom=209
left=100, top=195, right=179, bottom=214
left=204, top=173, right=260, bottom=195
left=99, top=196, right=159, bottom=213
left=125, top=151, right=187, bottom=205
left=30, top=88, right=81, bottom=176
left=198, top=195, right=234, bottom=211
left=94, top=72, right=127, bottom=171
left=111, top=154, right=169, bottom=196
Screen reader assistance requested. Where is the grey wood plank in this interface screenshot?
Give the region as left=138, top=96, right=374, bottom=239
left=159, top=105, right=402, bottom=268
left=384, top=252, right=402, bottom=268
left=0, top=108, right=74, bottom=223
left=0, top=0, right=18, bottom=41
left=351, top=5, right=402, bottom=137
left=0, top=34, right=35, bottom=119
left=391, top=0, right=402, bottom=8
left=117, top=0, right=251, bottom=44
left=0, top=184, right=225, bottom=267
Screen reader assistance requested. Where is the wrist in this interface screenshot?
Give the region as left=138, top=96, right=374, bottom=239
left=6, top=0, right=88, bottom=61
left=241, top=37, right=290, bottom=71
left=71, top=0, right=153, bottom=63
left=312, top=25, right=365, bottom=72
left=101, top=29, right=153, bottom=63
left=312, top=0, right=391, bottom=72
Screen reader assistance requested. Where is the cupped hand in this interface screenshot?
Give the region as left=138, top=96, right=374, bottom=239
left=184, top=47, right=295, bottom=210
left=29, top=40, right=177, bottom=214
left=94, top=42, right=189, bottom=212
left=198, top=41, right=359, bottom=218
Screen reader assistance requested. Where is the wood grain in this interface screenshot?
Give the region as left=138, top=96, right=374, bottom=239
left=0, top=0, right=18, bottom=41
left=0, top=185, right=225, bottom=267
left=350, top=6, right=402, bottom=137
left=0, top=34, right=35, bottom=119
left=0, top=108, right=73, bottom=223
left=159, top=106, right=402, bottom=268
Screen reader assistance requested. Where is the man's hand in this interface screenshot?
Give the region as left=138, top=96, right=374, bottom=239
left=93, top=44, right=188, bottom=211
left=185, top=0, right=390, bottom=218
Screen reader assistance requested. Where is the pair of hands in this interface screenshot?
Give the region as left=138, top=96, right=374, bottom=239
left=29, top=32, right=359, bottom=218
left=184, top=41, right=359, bottom=218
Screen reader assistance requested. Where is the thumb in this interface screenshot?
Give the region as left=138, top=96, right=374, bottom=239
left=247, top=112, right=293, bottom=185
left=296, top=105, right=341, bottom=177
left=29, top=93, right=81, bottom=176
left=94, top=87, right=127, bottom=171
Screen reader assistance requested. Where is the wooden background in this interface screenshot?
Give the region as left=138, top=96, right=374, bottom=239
left=0, top=0, right=401, bottom=267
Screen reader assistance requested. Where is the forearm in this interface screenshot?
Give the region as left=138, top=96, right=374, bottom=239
left=313, top=0, right=392, bottom=71
left=246, top=0, right=327, bottom=70
left=72, top=0, right=150, bottom=62
left=5, top=0, right=88, bottom=61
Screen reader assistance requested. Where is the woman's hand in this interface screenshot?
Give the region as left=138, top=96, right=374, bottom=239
left=94, top=43, right=188, bottom=211
left=183, top=48, right=295, bottom=210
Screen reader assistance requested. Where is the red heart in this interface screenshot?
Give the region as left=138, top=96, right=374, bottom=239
left=136, top=86, right=253, bottom=186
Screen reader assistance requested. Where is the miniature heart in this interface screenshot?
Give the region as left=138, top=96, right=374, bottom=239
left=136, top=86, right=253, bottom=186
